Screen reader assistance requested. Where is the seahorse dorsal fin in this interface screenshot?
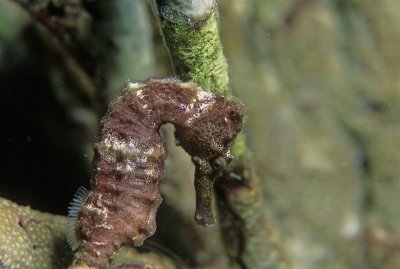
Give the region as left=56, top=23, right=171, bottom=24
left=67, top=186, right=88, bottom=250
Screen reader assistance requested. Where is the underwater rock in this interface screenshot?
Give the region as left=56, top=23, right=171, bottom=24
left=0, top=197, right=72, bottom=269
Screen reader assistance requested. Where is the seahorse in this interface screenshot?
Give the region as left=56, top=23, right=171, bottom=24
left=68, top=78, right=243, bottom=268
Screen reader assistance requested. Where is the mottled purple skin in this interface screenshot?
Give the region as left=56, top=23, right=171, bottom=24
left=72, top=78, right=243, bottom=268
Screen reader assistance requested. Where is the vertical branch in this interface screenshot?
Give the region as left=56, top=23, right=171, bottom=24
left=154, top=0, right=228, bottom=95
left=153, top=1, right=290, bottom=268
left=216, top=157, right=291, bottom=269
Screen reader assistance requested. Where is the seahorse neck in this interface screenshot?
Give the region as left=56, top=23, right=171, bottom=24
left=127, top=79, right=212, bottom=129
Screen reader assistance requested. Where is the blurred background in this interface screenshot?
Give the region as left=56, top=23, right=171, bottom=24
left=0, top=0, right=399, bottom=268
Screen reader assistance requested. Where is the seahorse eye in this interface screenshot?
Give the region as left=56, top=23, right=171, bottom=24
left=210, top=157, right=227, bottom=171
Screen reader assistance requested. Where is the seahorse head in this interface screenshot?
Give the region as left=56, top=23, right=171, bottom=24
left=179, top=96, right=243, bottom=163
left=175, top=95, right=244, bottom=226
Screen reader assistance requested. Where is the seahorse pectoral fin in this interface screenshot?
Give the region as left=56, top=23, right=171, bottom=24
left=194, top=172, right=216, bottom=227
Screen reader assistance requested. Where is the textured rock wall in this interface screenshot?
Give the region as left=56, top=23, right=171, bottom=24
left=218, top=0, right=400, bottom=268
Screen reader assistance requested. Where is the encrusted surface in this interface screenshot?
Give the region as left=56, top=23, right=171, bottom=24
left=0, top=197, right=72, bottom=269
left=156, top=0, right=229, bottom=95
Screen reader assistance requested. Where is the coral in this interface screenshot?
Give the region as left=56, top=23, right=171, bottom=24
left=109, top=247, right=179, bottom=269
left=0, top=197, right=72, bottom=269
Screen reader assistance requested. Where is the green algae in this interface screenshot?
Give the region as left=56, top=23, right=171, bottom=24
left=155, top=0, right=229, bottom=96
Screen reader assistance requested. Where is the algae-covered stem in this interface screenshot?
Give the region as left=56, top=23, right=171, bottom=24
left=153, top=0, right=229, bottom=96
